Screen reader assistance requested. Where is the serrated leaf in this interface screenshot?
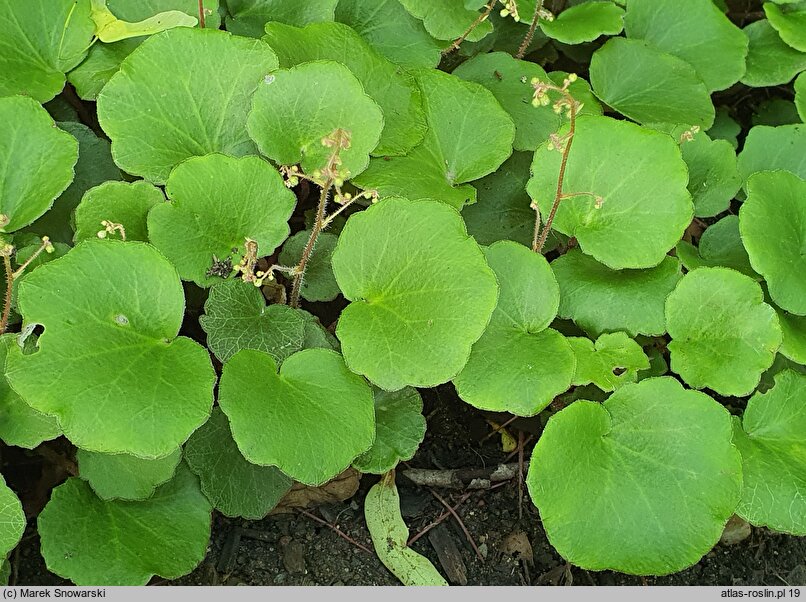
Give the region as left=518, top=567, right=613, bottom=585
left=74, top=180, right=163, bottom=243
left=335, top=0, right=443, bottom=68
left=0, top=97, right=78, bottom=233
left=552, top=250, right=683, bottom=337
left=224, top=0, right=338, bottom=37
left=247, top=61, right=384, bottom=179
left=148, top=154, right=295, bottom=287
left=38, top=464, right=211, bottom=585
left=0, top=335, right=60, bottom=450
left=624, top=0, right=748, bottom=92
left=0, top=477, right=24, bottom=559
left=365, top=473, right=448, bottom=586
left=353, top=69, right=515, bottom=209
left=741, top=19, right=806, bottom=87
left=263, top=22, right=427, bottom=157
left=97, top=27, right=278, bottom=183
left=278, top=231, right=340, bottom=302
left=764, top=2, right=806, bottom=52
left=332, top=197, right=498, bottom=390
left=26, top=122, right=121, bottom=244
left=675, top=215, right=759, bottom=279
left=665, top=267, right=782, bottom=396
left=77, top=448, right=182, bottom=501
left=184, top=408, right=292, bottom=519
left=527, top=377, right=742, bottom=575
left=737, top=124, right=806, bottom=184
left=353, top=388, right=425, bottom=474
left=740, top=171, right=806, bottom=315
left=219, top=348, right=374, bottom=486
left=200, top=280, right=307, bottom=364
left=590, top=38, right=715, bottom=128
left=0, top=0, right=95, bottom=101
left=527, top=116, right=693, bottom=269
left=733, top=370, right=806, bottom=535
left=568, top=332, right=650, bottom=391
left=6, top=241, right=216, bottom=458
left=540, top=1, right=625, bottom=45
left=398, top=0, right=492, bottom=42
left=90, top=0, right=196, bottom=42
left=454, top=241, right=575, bottom=416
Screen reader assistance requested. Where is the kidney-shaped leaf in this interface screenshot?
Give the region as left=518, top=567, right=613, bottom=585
left=5, top=241, right=216, bottom=458
left=77, top=448, right=182, bottom=501
left=528, top=377, right=742, bottom=575
left=665, top=267, right=782, bottom=397
left=332, top=197, right=498, bottom=390
left=97, top=27, right=279, bottom=183
left=528, top=116, right=693, bottom=269
left=568, top=332, right=650, bottom=392
left=38, top=464, right=211, bottom=585
left=219, top=348, right=375, bottom=486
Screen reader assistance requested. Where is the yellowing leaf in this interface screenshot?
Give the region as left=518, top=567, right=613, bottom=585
left=90, top=0, right=196, bottom=43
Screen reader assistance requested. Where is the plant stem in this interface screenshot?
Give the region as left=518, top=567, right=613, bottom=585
left=516, top=1, right=544, bottom=59
left=0, top=255, right=12, bottom=335
left=443, top=0, right=496, bottom=55
left=12, top=238, right=51, bottom=279
left=290, top=180, right=332, bottom=308
left=197, top=0, right=205, bottom=28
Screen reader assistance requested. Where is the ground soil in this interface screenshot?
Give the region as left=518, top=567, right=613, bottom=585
left=10, top=385, right=805, bottom=587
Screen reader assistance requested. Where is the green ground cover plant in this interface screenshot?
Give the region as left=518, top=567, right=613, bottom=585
left=0, top=0, right=804, bottom=586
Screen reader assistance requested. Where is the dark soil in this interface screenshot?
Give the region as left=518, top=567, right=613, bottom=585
left=10, top=386, right=806, bottom=587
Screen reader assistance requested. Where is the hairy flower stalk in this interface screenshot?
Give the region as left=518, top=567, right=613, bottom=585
left=0, top=236, right=54, bottom=335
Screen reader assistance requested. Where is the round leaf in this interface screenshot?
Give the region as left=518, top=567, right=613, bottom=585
left=568, top=332, right=650, bottom=392
left=74, top=180, right=163, bottom=243
left=398, top=0, right=492, bottom=42
left=278, top=231, right=340, bottom=302
left=77, top=448, right=182, bottom=501
left=0, top=477, right=24, bottom=559
left=528, top=377, right=742, bottom=575
left=733, top=369, right=806, bottom=535
left=224, top=0, right=339, bottom=37
left=247, top=61, right=384, bottom=179
left=590, top=38, right=715, bottom=128
left=219, top=348, right=375, bottom=486
left=148, top=154, right=296, bottom=287
left=454, top=241, right=575, bottom=416
left=5, top=240, right=216, bottom=458
left=764, top=2, right=806, bottom=52
left=332, top=197, right=498, bottom=390
left=184, top=408, right=292, bottom=519
left=0, top=96, right=79, bottom=233
left=540, top=1, right=625, bottom=45
left=527, top=115, right=693, bottom=269
left=737, top=124, right=806, bottom=184
left=665, top=267, right=782, bottom=396
left=97, top=27, right=279, bottom=183
left=741, top=19, right=806, bottom=87
left=38, top=464, right=211, bottom=585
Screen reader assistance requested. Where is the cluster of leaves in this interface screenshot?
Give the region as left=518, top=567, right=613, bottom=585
left=0, top=0, right=804, bottom=586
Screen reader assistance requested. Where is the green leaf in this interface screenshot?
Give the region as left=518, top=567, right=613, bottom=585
left=675, top=215, right=759, bottom=280
left=77, top=448, right=182, bottom=501
left=552, top=250, right=683, bottom=337
left=540, top=1, right=625, bottom=44
left=590, top=38, right=715, bottom=128
left=68, top=39, right=142, bottom=101
left=548, top=70, right=604, bottom=117
left=263, top=22, right=427, bottom=157
left=0, top=0, right=95, bottom=101
left=199, top=280, right=307, bottom=364
left=568, top=332, right=650, bottom=391
left=796, top=73, right=806, bottom=121
left=0, top=335, right=60, bottom=450
left=332, top=197, right=498, bottom=390
left=764, top=2, right=806, bottom=52
left=527, top=377, right=742, bottom=575
left=679, top=132, right=741, bottom=218
left=737, top=124, right=806, bottom=184
left=452, top=52, right=560, bottom=152
left=97, top=27, right=279, bottom=183
left=398, top=0, right=492, bottom=42
left=624, top=0, right=748, bottom=92
left=334, top=0, right=443, bottom=68
left=0, top=476, right=24, bottom=559
left=352, top=387, right=425, bottom=474
left=353, top=68, right=515, bottom=209
left=6, top=240, right=216, bottom=458
left=278, top=231, right=340, bottom=302
left=527, top=116, right=693, bottom=269
left=184, top=408, right=292, bottom=519
left=665, top=267, right=782, bottom=396
left=219, top=348, right=375, bottom=486
left=733, top=369, right=806, bottom=535
left=708, top=107, right=741, bottom=149
left=108, top=0, right=219, bottom=27
left=247, top=61, right=384, bottom=180
left=148, top=154, right=295, bottom=287
left=778, top=309, right=806, bottom=364
left=365, top=474, right=448, bottom=586
left=224, top=0, right=338, bottom=37
left=90, top=0, right=196, bottom=42
left=740, top=171, right=806, bottom=315
left=454, top=241, right=575, bottom=416
left=26, top=121, right=121, bottom=244
left=38, top=464, right=211, bottom=585
left=0, top=97, right=79, bottom=233
left=1, top=559, right=9, bottom=585
left=752, top=98, right=801, bottom=126
left=741, top=19, right=806, bottom=87
left=74, top=180, right=163, bottom=243
left=300, top=310, right=340, bottom=352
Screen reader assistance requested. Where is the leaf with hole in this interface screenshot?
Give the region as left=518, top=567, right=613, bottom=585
left=568, top=332, right=650, bottom=391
